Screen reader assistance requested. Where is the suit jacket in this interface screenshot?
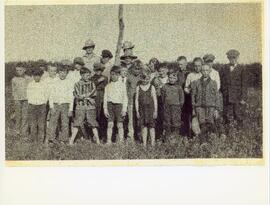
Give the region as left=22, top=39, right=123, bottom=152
left=220, top=64, right=247, bottom=104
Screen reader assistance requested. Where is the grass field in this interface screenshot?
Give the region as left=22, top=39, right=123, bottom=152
left=5, top=87, right=263, bottom=160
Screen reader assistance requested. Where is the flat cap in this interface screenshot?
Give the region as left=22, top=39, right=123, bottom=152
left=73, top=57, right=85, bottom=66
left=203, top=54, right=215, bottom=63
left=93, top=62, right=105, bottom=71
left=101, top=50, right=113, bottom=59
left=226, top=49, right=240, bottom=58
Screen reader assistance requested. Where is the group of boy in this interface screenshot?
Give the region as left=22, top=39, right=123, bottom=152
left=11, top=38, right=247, bottom=147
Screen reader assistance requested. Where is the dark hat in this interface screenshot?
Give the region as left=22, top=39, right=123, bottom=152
left=101, top=50, right=113, bottom=59
left=203, top=54, right=215, bottom=63
left=82, top=39, right=95, bottom=50
left=110, top=65, right=121, bottom=74
left=73, top=57, right=85, bottom=66
left=226, top=49, right=240, bottom=58
left=93, top=62, right=105, bottom=71
left=120, top=53, right=138, bottom=60
left=80, top=67, right=91, bottom=75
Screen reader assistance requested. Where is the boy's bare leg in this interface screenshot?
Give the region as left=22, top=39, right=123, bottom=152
left=128, top=104, right=134, bottom=140
left=92, top=128, right=100, bottom=144
left=14, top=100, right=22, bottom=134
left=142, top=127, right=148, bottom=147
left=117, top=122, right=124, bottom=143
left=107, top=122, right=113, bottom=145
left=69, top=127, right=78, bottom=145
left=149, top=128, right=155, bottom=147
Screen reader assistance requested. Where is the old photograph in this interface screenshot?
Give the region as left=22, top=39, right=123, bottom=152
left=5, top=3, right=263, bottom=161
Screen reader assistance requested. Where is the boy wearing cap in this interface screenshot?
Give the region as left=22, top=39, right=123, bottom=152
left=27, top=68, right=47, bottom=143
left=161, top=72, right=185, bottom=140
left=220, top=49, right=247, bottom=128
left=184, top=57, right=203, bottom=94
left=82, top=39, right=101, bottom=74
left=100, top=50, right=113, bottom=79
left=91, top=62, right=108, bottom=140
left=202, top=54, right=221, bottom=90
left=12, top=63, right=32, bottom=136
left=191, top=64, right=220, bottom=140
left=46, top=65, right=74, bottom=144
left=104, top=66, right=128, bottom=145
left=176, top=56, right=189, bottom=87
left=126, top=59, right=143, bottom=140
left=69, top=67, right=100, bottom=145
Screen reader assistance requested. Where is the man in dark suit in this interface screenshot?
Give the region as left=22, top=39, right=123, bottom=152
left=220, top=49, right=247, bottom=129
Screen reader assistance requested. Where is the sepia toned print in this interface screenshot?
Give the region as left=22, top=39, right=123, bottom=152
left=5, top=3, right=264, bottom=164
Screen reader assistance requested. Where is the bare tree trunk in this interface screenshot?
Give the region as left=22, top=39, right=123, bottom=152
left=114, top=4, right=124, bottom=66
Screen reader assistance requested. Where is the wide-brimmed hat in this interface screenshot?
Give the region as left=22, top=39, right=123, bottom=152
left=93, top=62, right=105, bottom=71
left=82, top=39, right=95, bottom=50
left=122, top=41, right=135, bottom=50
left=120, top=53, right=137, bottom=60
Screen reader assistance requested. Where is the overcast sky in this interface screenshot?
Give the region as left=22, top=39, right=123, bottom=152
left=5, top=3, right=262, bottom=63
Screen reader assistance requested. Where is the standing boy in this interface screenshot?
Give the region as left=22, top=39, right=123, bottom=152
left=220, top=49, right=247, bottom=128
left=11, top=63, right=32, bottom=136
left=91, top=62, right=108, bottom=140
left=43, top=65, right=58, bottom=127
left=46, top=65, right=74, bottom=144
left=27, top=68, right=47, bottom=143
left=161, top=72, right=185, bottom=140
left=191, top=64, right=220, bottom=140
left=103, top=66, right=128, bottom=145
left=69, top=67, right=100, bottom=145
left=135, top=70, right=158, bottom=147
left=151, top=63, right=169, bottom=139
left=126, top=59, right=142, bottom=140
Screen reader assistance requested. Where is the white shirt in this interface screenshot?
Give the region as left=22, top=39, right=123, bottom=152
left=230, top=63, right=238, bottom=72
left=41, top=71, right=49, bottom=81
left=49, top=78, right=74, bottom=111
left=185, top=72, right=202, bottom=88
left=209, top=68, right=221, bottom=90
left=104, top=80, right=128, bottom=113
left=67, top=70, right=81, bottom=86
left=27, top=81, right=47, bottom=105
left=42, top=75, right=58, bottom=101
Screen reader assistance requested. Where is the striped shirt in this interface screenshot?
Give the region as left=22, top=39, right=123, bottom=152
left=74, top=79, right=96, bottom=110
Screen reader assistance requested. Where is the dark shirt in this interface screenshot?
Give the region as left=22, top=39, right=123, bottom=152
left=161, top=83, right=185, bottom=106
